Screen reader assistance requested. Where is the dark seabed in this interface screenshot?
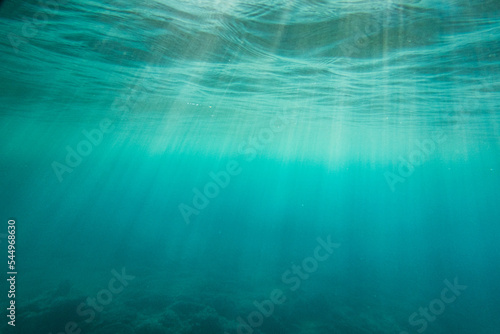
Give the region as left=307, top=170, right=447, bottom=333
left=1, top=0, right=500, bottom=333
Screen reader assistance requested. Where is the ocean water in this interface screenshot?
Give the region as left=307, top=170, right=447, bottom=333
left=1, top=0, right=500, bottom=333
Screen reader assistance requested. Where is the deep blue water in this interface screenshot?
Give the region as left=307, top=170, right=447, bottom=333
left=1, top=0, right=500, bottom=333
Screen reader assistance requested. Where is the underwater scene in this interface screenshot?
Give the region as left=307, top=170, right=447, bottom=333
left=1, top=0, right=500, bottom=333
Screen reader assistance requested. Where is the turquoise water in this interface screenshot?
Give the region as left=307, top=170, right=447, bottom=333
left=1, top=0, right=500, bottom=333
